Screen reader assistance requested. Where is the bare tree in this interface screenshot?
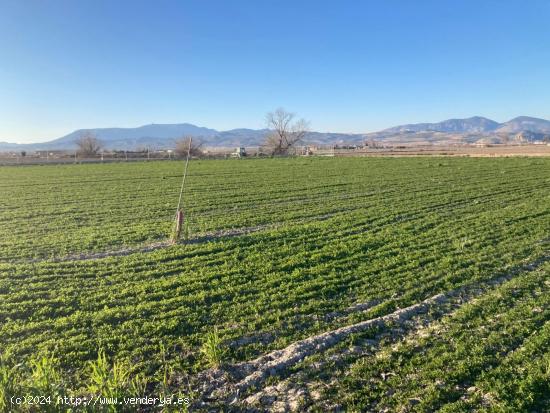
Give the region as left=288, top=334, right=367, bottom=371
left=175, top=136, right=204, bottom=158
left=75, top=132, right=102, bottom=156
left=366, top=139, right=379, bottom=149
left=262, top=108, right=309, bottom=156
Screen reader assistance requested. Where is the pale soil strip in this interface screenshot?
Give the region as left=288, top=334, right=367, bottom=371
left=231, top=294, right=448, bottom=394
left=227, top=300, right=380, bottom=349
left=245, top=265, right=550, bottom=411
left=195, top=254, right=549, bottom=408
left=6, top=213, right=340, bottom=265
left=243, top=337, right=379, bottom=412
left=18, top=225, right=272, bottom=264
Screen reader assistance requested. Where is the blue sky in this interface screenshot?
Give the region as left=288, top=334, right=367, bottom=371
left=1, top=0, right=549, bottom=143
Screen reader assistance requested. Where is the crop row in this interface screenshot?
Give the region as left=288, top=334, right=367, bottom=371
left=311, top=262, right=550, bottom=412
left=1, top=157, right=548, bottom=260
left=0, top=157, right=548, bottom=409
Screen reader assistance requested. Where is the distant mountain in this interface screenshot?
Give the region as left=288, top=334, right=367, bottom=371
left=47, top=123, right=219, bottom=147
left=495, top=116, right=550, bottom=133
left=0, top=141, right=26, bottom=151
left=367, top=115, right=550, bottom=145
left=1, top=116, right=549, bottom=151
left=0, top=124, right=364, bottom=151
left=216, top=129, right=271, bottom=147
left=381, top=116, right=500, bottom=134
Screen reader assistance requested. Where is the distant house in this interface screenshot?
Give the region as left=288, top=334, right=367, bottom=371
left=231, top=147, right=247, bottom=158
left=474, top=140, right=489, bottom=147
left=34, top=150, right=67, bottom=158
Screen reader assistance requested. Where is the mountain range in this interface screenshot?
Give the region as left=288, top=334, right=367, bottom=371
left=1, top=116, right=549, bottom=151
left=366, top=116, right=550, bottom=145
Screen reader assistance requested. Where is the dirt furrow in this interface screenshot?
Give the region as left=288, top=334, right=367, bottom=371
left=192, top=254, right=549, bottom=410
left=6, top=225, right=271, bottom=264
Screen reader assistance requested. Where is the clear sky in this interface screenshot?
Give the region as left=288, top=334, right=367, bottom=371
left=1, top=0, right=549, bottom=143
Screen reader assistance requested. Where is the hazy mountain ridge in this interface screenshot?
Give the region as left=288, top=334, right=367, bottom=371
left=381, top=116, right=501, bottom=134
left=2, top=116, right=549, bottom=151
left=367, top=116, right=550, bottom=145
left=494, top=116, right=550, bottom=133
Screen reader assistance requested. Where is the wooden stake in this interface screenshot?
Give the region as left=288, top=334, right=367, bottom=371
left=172, top=210, right=184, bottom=244
left=171, top=137, right=193, bottom=243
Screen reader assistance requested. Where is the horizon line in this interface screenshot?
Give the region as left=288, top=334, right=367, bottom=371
left=3, top=114, right=547, bottom=145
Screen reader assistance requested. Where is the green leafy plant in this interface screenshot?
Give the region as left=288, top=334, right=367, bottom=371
left=183, top=218, right=191, bottom=241
left=86, top=349, right=135, bottom=402
left=30, top=352, right=62, bottom=392
left=0, top=356, right=20, bottom=413
left=0, top=157, right=549, bottom=410
left=200, top=328, right=225, bottom=368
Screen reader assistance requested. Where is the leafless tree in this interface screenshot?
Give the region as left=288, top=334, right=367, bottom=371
left=175, top=136, right=204, bottom=158
left=262, top=108, right=309, bottom=156
left=75, top=132, right=102, bottom=156
left=366, top=139, right=379, bottom=149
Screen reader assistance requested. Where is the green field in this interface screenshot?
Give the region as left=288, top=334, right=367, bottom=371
left=0, top=157, right=549, bottom=412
